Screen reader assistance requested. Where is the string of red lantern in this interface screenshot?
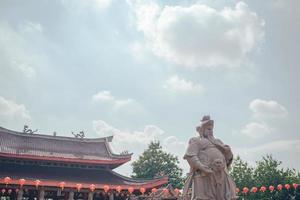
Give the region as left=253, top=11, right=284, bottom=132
left=2, top=177, right=297, bottom=195
left=237, top=183, right=299, bottom=195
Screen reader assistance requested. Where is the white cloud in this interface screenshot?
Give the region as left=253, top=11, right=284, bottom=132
left=92, top=90, right=135, bottom=108
left=249, top=99, right=288, bottom=118
left=92, top=120, right=190, bottom=175
left=21, top=21, right=43, bottom=33
left=93, top=120, right=164, bottom=153
left=0, top=96, right=30, bottom=120
left=0, top=22, right=42, bottom=78
left=92, top=90, right=114, bottom=101
left=164, top=75, right=204, bottom=93
left=62, top=0, right=112, bottom=11
left=130, top=1, right=265, bottom=68
left=241, top=122, right=271, bottom=139
left=94, top=0, right=112, bottom=10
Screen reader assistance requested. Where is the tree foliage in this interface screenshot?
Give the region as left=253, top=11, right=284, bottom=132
left=131, top=141, right=184, bottom=189
left=230, top=155, right=300, bottom=199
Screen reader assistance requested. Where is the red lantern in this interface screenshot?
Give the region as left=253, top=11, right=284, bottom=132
left=277, top=184, right=283, bottom=191
left=59, top=182, right=66, bottom=191
left=19, top=179, right=26, bottom=187
left=242, top=187, right=249, bottom=194
left=163, top=188, right=169, bottom=195
left=90, top=184, right=96, bottom=192
left=285, top=184, right=290, bottom=190
left=4, top=177, right=11, bottom=186
left=116, top=186, right=122, bottom=193
left=235, top=188, right=240, bottom=194
left=293, top=183, right=299, bottom=189
left=128, top=187, right=134, bottom=194
left=140, top=187, right=146, bottom=194
left=260, top=186, right=266, bottom=192
left=269, top=185, right=274, bottom=192
left=251, top=187, right=257, bottom=193
left=34, top=180, right=41, bottom=188
left=174, top=188, right=179, bottom=196
left=76, top=183, right=82, bottom=191
left=151, top=188, right=157, bottom=193
left=104, top=185, right=110, bottom=193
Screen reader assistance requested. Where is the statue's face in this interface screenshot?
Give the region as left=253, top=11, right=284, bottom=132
left=203, top=124, right=213, bottom=138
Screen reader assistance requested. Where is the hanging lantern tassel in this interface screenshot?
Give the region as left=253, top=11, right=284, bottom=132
left=59, top=182, right=66, bottom=191
left=4, top=177, right=12, bottom=187
left=163, top=188, right=169, bottom=196
left=140, top=187, right=146, bottom=195
left=19, top=179, right=26, bottom=188
left=34, top=180, right=41, bottom=189
left=260, top=186, right=266, bottom=193
left=104, top=185, right=110, bottom=193
left=151, top=188, right=157, bottom=194
left=293, top=183, right=299, bottom=190
left=76, top=184, right=82, bottom=192
left=251, top=187, right=257, bottom=193
left=116, top=186, right=122, bottom=193
left=128, top=187, right=134, bottom=194
left=174, top=188, right=179, bottom=196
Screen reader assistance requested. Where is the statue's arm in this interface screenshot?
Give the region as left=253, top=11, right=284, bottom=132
left=184, top=137, right=212, bottom=173
left=214, top=139, right=233, bottom=167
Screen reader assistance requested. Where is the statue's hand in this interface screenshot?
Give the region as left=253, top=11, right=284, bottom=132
left=199, top=165, right=213, bottom=174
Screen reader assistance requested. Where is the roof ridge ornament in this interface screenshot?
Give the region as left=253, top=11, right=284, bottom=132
left=71, top=130, right=85, bottom=139
left=23, top=125, right=38, bottom=134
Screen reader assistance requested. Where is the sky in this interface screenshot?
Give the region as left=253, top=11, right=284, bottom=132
left=0, top=0, right=299, bottom=176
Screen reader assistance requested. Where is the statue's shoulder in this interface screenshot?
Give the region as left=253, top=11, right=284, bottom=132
left=188, top=136, right=201, bottom=144
left=188, top=137, right=209, bottom=146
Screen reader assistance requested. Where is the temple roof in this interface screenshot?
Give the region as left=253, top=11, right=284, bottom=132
left=0, top=163, right=168, bottom=190
left=0, top=127, right=131, bottom=169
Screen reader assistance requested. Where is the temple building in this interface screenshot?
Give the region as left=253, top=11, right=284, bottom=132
left=0, top=127, right=168, bottom=200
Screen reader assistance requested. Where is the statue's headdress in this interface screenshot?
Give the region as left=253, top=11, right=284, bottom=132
left=196, top=115, right=214, bottom=137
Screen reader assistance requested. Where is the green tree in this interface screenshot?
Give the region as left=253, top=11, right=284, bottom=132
left=230, top=155, right=300, bottom=200
left=131, top=141, right=184, bottom=189
left=230, top=156, right=255, bottom=189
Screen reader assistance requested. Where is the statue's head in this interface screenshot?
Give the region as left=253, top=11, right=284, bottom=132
left=196, top=115, right=214, bottom=138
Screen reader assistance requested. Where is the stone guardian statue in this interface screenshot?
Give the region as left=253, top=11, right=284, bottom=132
left=183, top=116, right=237, bottom=200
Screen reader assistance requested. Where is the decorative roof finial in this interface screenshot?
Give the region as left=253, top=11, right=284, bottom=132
left=23, top=125, right=38, bottom=134
left=71, top=131, right=85, bottom=139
